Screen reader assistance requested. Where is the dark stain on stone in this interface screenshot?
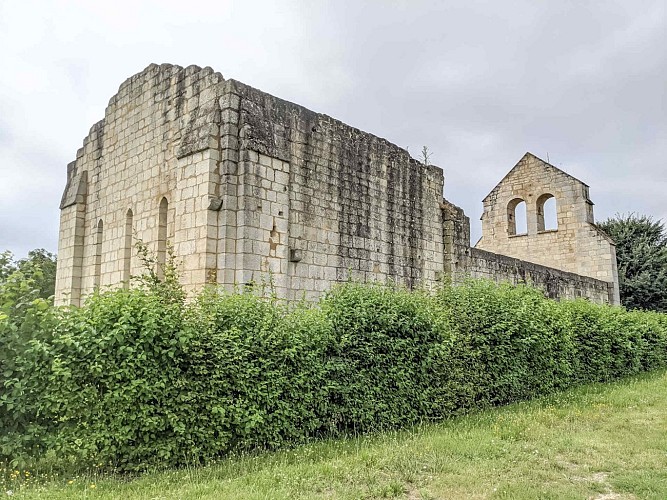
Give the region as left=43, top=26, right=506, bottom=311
left=230, top=79, right=436, bottom=289
left=405, top=159, right=424, bottom=288
left=386, top=156, right=397, bottom=278
left=174, top=68, right=186, bottom=119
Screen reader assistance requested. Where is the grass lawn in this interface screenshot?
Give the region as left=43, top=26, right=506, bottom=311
left=6, top=369, right=666, bottom=499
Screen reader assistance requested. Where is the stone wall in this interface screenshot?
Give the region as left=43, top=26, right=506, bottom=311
left=55, top=63, right=618, bottom=306
left=442, top=200, right=614, bottom=304
left=55, top=64, right=444, bottom=304
left=55, top=64, right=226, bottom=305
left=218, top=80, right=445, bottom=301
left=469, top=248, right=611, bottom=303
left=475, top=153, right=620, bottom=304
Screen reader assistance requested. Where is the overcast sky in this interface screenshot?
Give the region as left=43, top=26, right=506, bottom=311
left=1, top=0, right=665, bottom=258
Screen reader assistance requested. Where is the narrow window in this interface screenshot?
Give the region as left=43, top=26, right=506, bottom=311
left=536, top=194, right=558, bottom=231
left=507, top=198, right=527, bottom=236
left=158, top=197, right=168, bottom=274
left=93, top=219, right=103, bottom=288
left=123, top=209, right=133, bottom=287
left=70, top=205, right=86, bottom=305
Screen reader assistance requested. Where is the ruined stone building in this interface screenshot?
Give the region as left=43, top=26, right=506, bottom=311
left=475, top=153, right=620, bottom=303
left=54, top=64, right=620, bottom=306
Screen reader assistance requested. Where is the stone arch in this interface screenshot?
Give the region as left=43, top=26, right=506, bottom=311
left=93, top=219, right=103, bottom=288
left=123, top=208, right=133, bottom=287
left=507, top=198, right=527, bottom=236
left=536, top=193, right=557, bottom=231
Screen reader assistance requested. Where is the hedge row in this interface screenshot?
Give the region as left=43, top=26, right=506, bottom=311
left=1, top=279, right=666, bottom=471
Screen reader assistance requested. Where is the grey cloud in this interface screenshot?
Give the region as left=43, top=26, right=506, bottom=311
left=0, top=0, right=664, bottom=256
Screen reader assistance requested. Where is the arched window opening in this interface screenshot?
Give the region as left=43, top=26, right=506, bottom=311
left=537, top=194, right=558, bottom=231
left=157, top=197, right=168, bottom=275
left=507, top=198, right=527, bottom=236
left=123, top=209, right=133, bottom=287
left=93, top=219, right=103, bottom=288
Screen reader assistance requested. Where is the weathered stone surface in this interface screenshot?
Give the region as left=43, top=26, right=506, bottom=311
left=59, top=168, right=87, bottom=209
left=475, top=153, right=620, bottom=304
left=54, top=64, right=619, bottom=306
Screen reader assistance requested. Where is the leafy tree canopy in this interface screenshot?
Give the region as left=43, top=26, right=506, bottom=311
left=598, top=214, right=667, bottom=312
left=0, top=249, right=57, bottom=310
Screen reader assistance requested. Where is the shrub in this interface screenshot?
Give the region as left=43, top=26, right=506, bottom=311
left=0, top=258, right=57, bottom=465
left=1, top=277, right=666, bottom=472
left=36, top=287, right=186, bottom=469
left=319, top=283, right=447, bottom=432
left=435, top=281, right=575, bottom=409
left=176, top=290, right=331, bottom=464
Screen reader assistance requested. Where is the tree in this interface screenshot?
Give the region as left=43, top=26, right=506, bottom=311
left=0, top=250, right=15, bottom=283
left=0, top=251, right=57, bottom=463
left=18, top=249, right=57, bottom=301
left=598, top=214, right=667, bottom=312
left=0, top=249, right=57, bottom=308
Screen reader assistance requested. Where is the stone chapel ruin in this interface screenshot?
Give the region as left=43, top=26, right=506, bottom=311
left=55, top=64, right=620, bottom=306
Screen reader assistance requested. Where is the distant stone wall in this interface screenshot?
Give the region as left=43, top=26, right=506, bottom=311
left=442, top=200, right=613, bottom=304
left=469, top=248, right=611, bottom=303
left=475, top=153, right=619, bottom=303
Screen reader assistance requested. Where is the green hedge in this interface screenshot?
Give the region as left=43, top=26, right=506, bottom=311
left=1, top=280, right=666, bottom=471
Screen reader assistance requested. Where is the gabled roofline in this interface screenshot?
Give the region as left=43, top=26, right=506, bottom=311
left=589, top=223, right=616, bottom=246
left=482, top=152, right=589, bottom=203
